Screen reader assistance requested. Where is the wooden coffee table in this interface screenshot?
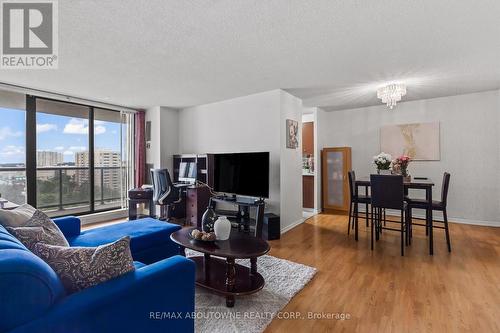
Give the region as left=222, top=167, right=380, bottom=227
left=170, top=228, right=270, bottom=307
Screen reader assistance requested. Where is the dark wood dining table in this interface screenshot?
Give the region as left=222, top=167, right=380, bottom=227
left=355, top=177, right=435, bottom=255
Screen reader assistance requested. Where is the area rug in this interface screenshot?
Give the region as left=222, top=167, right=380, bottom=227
left=185, top=249, right=317, bottom=333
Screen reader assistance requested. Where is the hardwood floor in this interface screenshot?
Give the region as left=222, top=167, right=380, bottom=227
left=264, top=213, right=500, bottom=333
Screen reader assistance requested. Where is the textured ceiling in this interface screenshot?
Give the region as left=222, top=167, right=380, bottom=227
left=1, top=0, right=500, bottom=110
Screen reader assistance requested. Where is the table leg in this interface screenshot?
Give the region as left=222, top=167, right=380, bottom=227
left=128, top=200, right=136, bottom=220
left=365, top=185, right=370, bottom=227
left=250, top=257, right=257, bottom=276
left=149, top=199, right=156, bottom=218
left=428, top=187, right=434, bottom=255
left=226, top=258, right=236, bottom=307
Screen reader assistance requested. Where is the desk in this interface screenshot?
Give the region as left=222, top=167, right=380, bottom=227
left=355, top=177, right=435, bottom=255
left=128, top=188, right=155, bottom=220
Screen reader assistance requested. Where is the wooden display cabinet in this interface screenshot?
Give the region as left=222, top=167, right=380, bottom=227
left=321, top=147, right=351, bottom=213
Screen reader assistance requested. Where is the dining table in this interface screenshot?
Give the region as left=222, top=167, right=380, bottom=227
left=355, top=176, right=435, bottom=255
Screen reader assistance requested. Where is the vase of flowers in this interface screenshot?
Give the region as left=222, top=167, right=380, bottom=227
left=373, top=152, right=393, bottom=174
left=393, top=155, right=411, bottom=181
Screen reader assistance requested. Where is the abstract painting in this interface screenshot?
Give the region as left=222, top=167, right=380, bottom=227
left=286, top=119, right=299, bottom=149
left=380, top=122, right=440, bottom=160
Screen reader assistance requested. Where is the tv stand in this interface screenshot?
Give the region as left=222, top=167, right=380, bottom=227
left=210, top=196, right=265, bottom=238
left=215, top=194, right=237, bottom=202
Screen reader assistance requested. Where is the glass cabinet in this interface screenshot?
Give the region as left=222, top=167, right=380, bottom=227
left=322, top=147, right=352, bottom=212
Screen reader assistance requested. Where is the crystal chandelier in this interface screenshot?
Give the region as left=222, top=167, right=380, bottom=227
left=377, top=83, right=407, bottom=109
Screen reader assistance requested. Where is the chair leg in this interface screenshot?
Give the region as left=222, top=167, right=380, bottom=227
left=383, top=208, right=386, bottom=226
left=443, top=209, right=452, bottom=252
left=400, top=210, right=405, bottom=256
left=158, top=205, right=166, bottom=221
left=347, top=201, right=353, bottom=235
left=371, top=207, right=374, bottom=250
left=408, top=208, right=412, bottom=243
left=425, top=209, right=429, bottom=236
left=354, top=203, right=359, bottom=241
left=365, top=203, right=369, bottom=227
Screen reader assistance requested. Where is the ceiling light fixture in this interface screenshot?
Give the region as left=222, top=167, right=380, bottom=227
left=377, top=83, right=407, bottom=109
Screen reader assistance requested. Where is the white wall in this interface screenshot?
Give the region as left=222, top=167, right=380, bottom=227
left=279, top=91, right=304, bottom=232
left=159, top=107, right=180, bottom=171
left=317, top=90, right=500, bottom=226
left=178, top=90, right=282, bottom=216
left=145, top=106, right=179, bottom=172
left=177, top=89, right=303, bottom=232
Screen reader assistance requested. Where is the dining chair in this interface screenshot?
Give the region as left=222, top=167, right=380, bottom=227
left=370, top=174, right=408, bottom=256
left=406, top=172, right=451, bottom=252
left=347, top=171, right=371, bottom=237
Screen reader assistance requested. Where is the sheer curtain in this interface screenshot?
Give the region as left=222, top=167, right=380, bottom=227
left=134, top=110, right=146, bottom=187
left=120, top=111, right=135, bottom=208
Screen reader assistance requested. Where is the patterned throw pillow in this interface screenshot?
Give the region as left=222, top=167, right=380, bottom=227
left=34, top=236, right=135, bottom=293
left=3, top=207, right=69, bottom=252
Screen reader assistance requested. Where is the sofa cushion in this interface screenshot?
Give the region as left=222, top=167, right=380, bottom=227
left=133, top=261, right=146, bottom=269
left=67, top=218, right=181, bottom=260
left=0, top=225, right=65, bottom=332
left=35, top=236, right=135, bottom=294
left=0, top=205, right=69, bottom=251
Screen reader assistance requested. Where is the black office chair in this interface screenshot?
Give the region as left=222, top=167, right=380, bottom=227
left=370, top=174, right=408, bottom=256
left=347, top=171, right=371, bottom=237
left=407, top=172, right=451, bottom=252
left=151, top=169, right=181, bottom=221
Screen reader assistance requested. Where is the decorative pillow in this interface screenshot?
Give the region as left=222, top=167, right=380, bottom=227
left=0, top=204, right=40, bottom=227
left=34, top=236, right=135, bottom=293
left=1, top=205, right=69, bottom=251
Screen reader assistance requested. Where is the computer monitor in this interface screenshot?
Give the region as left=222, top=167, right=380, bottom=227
left=178, top=161, right=196, bottom=183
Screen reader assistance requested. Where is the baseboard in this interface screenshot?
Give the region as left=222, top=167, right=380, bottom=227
left=80, top=209, right=128, bottom=226
left=281, top=218, right=305, bottom=234
left=385, top=209, right=500, bottom=227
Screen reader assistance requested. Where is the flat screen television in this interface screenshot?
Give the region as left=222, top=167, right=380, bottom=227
left=213, top=152, right=270, bottom=198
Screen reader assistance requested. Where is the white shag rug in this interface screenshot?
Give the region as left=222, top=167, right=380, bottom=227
left=185, top=249, right=317, bottom=333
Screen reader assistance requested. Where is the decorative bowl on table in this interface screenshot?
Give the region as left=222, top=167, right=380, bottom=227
left=189, top=229, right=217, bottom=242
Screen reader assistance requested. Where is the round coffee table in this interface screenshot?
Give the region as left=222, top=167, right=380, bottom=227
left=170, top=228, right=270, bottom=307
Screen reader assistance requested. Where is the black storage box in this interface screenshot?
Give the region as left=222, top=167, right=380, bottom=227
left=262, top=213, right=280, bottom=240
left=128, top=188, right=153, bottom=199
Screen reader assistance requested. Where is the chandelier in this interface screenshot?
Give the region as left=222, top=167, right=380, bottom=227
left=377, top=83, right=407, bottom=109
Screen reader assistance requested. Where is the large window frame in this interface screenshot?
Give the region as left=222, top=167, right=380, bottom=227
left=25, top=95, right=128, bottom=217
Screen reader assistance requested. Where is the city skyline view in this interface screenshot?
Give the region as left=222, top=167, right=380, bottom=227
left=0, top=107, right=122, bottom=165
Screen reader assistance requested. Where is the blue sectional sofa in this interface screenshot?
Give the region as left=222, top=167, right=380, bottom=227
left=0, top=217, right=195, bottom=333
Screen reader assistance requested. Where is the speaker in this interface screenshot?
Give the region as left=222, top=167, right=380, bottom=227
left=262, top=213, right=280, bottom=240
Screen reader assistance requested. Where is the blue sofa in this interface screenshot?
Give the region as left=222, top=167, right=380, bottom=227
left=0, top=216, right=195, bottom=333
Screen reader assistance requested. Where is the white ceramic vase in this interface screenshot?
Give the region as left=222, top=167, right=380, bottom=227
left=214, top=216, right=231, bottom=240
left=378, top=169, right=392, bottom=175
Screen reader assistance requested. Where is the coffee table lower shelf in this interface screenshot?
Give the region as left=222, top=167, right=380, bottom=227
left=191, top=255, right=265, bottom=307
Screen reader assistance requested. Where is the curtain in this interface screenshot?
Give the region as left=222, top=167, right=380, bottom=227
left=134, top=110, right=146, bottom=188
left=120, top=111, right=135, bottom=208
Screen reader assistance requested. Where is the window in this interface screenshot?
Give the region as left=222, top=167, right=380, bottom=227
left=36, top=99, right=91, bottom=216
left=0, top=90, right=134, bottom=217
left=93, top=108, right=125, bottom=210
left=0, top=91, right=26, bottom=204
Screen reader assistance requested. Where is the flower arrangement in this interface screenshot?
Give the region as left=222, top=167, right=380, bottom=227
left=373, top=152, right=392, bottom=170
left=392, top=155, right=411, bottom=177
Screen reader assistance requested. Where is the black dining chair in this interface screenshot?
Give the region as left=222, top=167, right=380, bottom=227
left=406, top=172, right=451, bottom=252
left=370, top=174, right=408, bottom=256
left=347, top=171, right=371, bottom=237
